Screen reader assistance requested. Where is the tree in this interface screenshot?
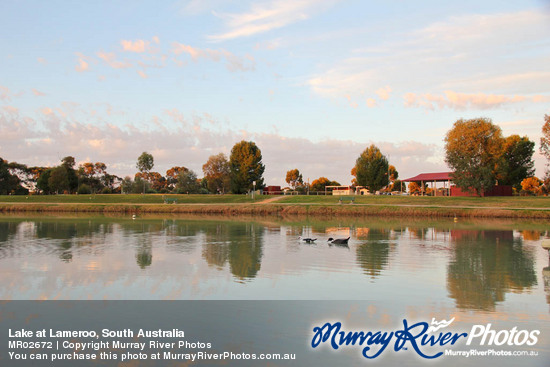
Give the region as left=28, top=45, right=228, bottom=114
left=36, top=169, right=52, bottom=194
left=229, top=141, right=265, bottom=194
left=48, top=166, right=69, bottom=194
left=166, top=166, right=188, bottom=190
left=310, top=177, right=340, bottom=192
left=176, top=169, right=200, bottom=194
left=285, top=169, right=303, bottom=190
left=353, top=144, right=389, bottom=193
left=445, top=118, right=504, bottom=196
left=388, top=165, right=398, bottom=182
left=541, top=114, right=550, bottom=177
left=61, top=156, right=78, bottom=193
left=137, top=152, right=154, bottom=173
left=521, top=177, right=542, bottom=195
left=136, top=152, right=154, bottom=193
left=121, top=176, right=133, bottom=194
left=497, top=135, right=535, bottom=190
left=202, top=153, right=230, bottom=194
left=408, top=182, right=420, bottom=194
left=0, top=158, right=21, bottom=194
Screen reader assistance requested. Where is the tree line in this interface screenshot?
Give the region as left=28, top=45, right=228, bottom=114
left=1, top=116, right=549, bottom=196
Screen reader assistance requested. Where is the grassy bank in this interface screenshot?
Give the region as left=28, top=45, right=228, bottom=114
left=0, top=193, right=548, bottom=218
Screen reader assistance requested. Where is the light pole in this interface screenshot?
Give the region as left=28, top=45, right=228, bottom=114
left=252, top=181, right=256, bottom=200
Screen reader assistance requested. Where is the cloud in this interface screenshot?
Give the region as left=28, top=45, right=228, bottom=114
left=172, top=42, right=255, bottom=72
left=0, top=106, right=452, bottom=185
left=121, top=39, right=150, bottom=53
left=403, top=91, right=549, bottom=111
left=208, top=0, right=339, bottom=41
left=366, top=98, right=377, bottom=108
left=138, top=70, right=148, bottom=79
left=75, top=53, right=91, bottom=72
left=307, top=10, right=550, bottom=105
left=376, top=86, right=392, bottom=101
left=37, top=57, right=47, bottom=65
left=32, top=89, right=46, bottom=97
left=0, top=85, right=11, bottom=100
left=97, top=51, right=132, bottom=69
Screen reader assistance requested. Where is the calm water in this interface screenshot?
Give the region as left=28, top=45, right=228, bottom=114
left=0, top=214, right=548, bottom=310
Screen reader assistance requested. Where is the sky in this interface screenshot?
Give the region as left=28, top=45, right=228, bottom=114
left=1, top=0, right=549, bottom=186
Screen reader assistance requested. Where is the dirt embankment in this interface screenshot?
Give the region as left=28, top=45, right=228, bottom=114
left=0, top=202, right=549, bottom=219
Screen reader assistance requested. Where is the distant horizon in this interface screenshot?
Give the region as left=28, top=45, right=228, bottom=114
left=1, top=1, right=549, bottom=186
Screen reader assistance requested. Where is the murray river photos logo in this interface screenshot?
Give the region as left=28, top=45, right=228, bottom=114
left=311, top=317, right=540, bottom=359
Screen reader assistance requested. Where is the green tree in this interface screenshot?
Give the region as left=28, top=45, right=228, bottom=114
left=445, top=118, right=504, bottom=196
left=353, top=144, right=389, bottom=193
left=36, top=169, right=52, bottom=194
left=48, top=166, right=69, bottom=194
left=203, top=153, right=230, bottom=194
left=121, top=176, right=133, bottom=194
left=229, top=141, right=265, bottom=194
left=61, top=156, right=78, bottom=193
left=136, top=152, right=154, bottom=193
left=497, top=135, right=535, bottom=190
left=285, top=169, right=303, bottom=190
left=176, top=169, right=200, bottom=194
left=0, top=158, right=21, bottom=194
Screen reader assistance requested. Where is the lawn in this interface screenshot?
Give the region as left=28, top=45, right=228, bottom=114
left=274, top=194, right=550, bottom=209
left=0, top=193, right=261, bottom=204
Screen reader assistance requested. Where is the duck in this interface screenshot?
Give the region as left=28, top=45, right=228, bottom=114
left=327, top=237, right=350, bottom=245
left=298, top=236, right=317, bottom=244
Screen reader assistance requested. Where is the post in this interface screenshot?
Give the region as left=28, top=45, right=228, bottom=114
left=252, top=181, right=256, bottom=200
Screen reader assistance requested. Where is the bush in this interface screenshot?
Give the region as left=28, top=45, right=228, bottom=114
left=198, top=188, right=210, bottom=194
left=101, top=187, right=112, bottom=194
left=77, top=184, right=91, bottom=194
left=159, top=188, right=170, bottom=194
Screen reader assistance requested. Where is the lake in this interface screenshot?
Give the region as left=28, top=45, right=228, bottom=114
left=0, top=214, right=547, bottom=307
left=1, top=214, right=549, bottom=365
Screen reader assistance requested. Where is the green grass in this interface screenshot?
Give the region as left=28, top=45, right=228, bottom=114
left=0, top=193, right=262, bottom=204
left=275, top=194, right=550, bottom=208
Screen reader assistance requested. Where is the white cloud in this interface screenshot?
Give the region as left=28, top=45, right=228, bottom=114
left=403, top=91, right=550, bottom=111
left=208, top=0, right=339, bottom=41
left=97, top=51, right=132, bottom=69
left=121, top=39, right=150, bottom=53
left=0, top=85, right=11, bottom=100
left=75, top=53, right=91, bottom=72
left=172, top=42, right=255, bottom=71
left=32, top=89, right=46, bottom=97
left=0, top=106, right=453, bottom=185
left=307, top=10, right=550, bottom=106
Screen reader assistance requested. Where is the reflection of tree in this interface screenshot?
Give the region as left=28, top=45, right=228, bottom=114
left=0, top=221, right=19, bottom=243
left=201, top=222, right=264, bottom=280
left=447, top=230, right=537, bottom=311
left=356, top=229, right=393, bottom=278
left=136, top=244, right=152, bottom=269
left=543, top=267, right=550, bottom=306
left=35, top=221, right=111, bottom=262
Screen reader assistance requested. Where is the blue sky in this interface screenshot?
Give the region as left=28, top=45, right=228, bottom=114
left=1, top=0, right=549, bottom=185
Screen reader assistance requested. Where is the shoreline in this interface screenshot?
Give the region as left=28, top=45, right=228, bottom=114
left=0, top=202, right=549, bottom=219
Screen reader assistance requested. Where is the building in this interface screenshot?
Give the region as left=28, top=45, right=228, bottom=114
left=402, top=172, right=512, bottom=197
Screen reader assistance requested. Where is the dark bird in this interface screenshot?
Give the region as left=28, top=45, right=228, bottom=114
left=327, top=237, right=350, bottom=245
left=299, top=236, right=317, bottom=244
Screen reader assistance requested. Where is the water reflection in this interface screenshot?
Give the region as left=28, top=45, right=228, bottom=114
left=0, top=215, right=546, bottom=311
left=447, top=230, right=537, bottom=311
left=202, top=222, right=264, bottom=280
left=356, top=229, right=394, bottom=279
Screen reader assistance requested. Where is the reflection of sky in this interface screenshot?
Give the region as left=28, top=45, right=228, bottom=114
left=0, top=218, right=548, bottom=320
